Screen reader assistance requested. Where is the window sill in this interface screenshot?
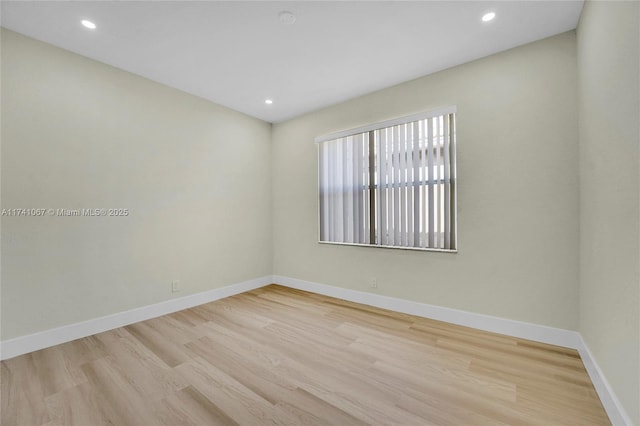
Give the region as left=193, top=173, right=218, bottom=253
left=318, top=240, right=457, bottom=253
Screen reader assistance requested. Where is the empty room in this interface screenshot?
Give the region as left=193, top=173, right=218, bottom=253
left=1, top=1, right=638, bottom=425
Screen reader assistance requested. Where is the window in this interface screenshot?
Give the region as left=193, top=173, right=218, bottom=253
left=316, top=107, right=457, bottom=252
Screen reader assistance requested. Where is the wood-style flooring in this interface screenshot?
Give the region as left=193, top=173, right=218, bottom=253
left=1, top=284, right=610, bottom=425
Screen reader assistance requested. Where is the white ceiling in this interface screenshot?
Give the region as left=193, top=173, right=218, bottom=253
left=1, top=1, right=583, bottom=123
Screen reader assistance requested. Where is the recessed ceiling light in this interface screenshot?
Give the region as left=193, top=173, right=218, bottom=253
left=81, top=19, right=97, bottom=29
left=278, top=11, right=296, bottom=25
left=265, top=99, right=273, bottom=105
left=482, top=12, right=496, bottom=22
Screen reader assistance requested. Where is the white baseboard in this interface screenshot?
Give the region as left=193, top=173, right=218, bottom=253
left=272, top=275, right=631, bottom=426
left=0, top=276, right=272, bottom=361
left=1, top=274, right=630, bottom=425
left=576, top=337, right=633, bottom=426
left=273, top=275, right=580, bottom=348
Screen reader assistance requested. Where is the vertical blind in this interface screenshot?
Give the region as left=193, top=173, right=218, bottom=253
left=317, top=107, right=457, bottom=251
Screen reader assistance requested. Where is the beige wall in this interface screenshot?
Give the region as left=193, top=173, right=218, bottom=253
left=272, top=32, right=580, bottom=330
left=0, top=29, right=272, bottom=339
left=577, top=1, right=640, bottom=424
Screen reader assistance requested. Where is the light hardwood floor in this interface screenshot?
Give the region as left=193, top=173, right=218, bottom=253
left=1, top=285, right=610, bottom=425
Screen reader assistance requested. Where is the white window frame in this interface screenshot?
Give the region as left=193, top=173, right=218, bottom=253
left=315, top=106, right=458, bottom=253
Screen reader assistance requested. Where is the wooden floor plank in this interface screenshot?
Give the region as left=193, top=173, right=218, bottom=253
left=1, top=284, right=610, bottom=425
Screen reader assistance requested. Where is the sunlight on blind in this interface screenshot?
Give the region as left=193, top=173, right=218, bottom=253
left=318, top=109, right=456, bottom=251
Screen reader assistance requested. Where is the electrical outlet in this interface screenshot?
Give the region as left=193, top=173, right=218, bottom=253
left=370, top=277, right=378, bottom=289
left=172, top=280, right=180, bottom=293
